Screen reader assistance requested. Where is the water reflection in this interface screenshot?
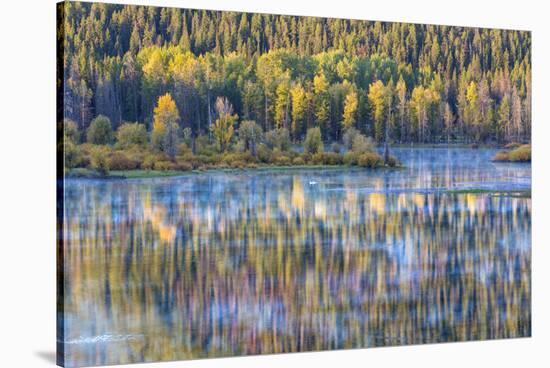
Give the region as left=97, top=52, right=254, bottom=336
left=61, top=148, right=531, bottom=367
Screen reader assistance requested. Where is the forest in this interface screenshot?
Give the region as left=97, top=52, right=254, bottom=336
left=58, top=2, right=531, bottom=174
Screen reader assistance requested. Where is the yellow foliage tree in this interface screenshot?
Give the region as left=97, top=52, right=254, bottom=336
left=152, top=93, right=180, bottom=158
left=290, top=84, right=306, bottom=139
left=368, top=80, right=386, bottom=141
left=212, top=97, right=238, bottom=152
left=342, top=90, right=358, bottom=130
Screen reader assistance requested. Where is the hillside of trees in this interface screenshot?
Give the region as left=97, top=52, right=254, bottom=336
left=58, top=1, right=531, bottom=150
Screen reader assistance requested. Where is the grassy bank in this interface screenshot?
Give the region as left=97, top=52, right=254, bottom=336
left=442, top=188, right=531, bottom=198
left=65, top=133, right=401, bottom=179
left=68, top=162, right=403, bottom=179
left=492, top=144, right=531, bottom=162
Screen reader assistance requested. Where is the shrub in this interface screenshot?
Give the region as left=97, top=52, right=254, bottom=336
left=492, top=151, right=510, bottom=162
left=222, top=152, right=256, bottom=166
left=124, top=147, right=147, bottom=167
left=342, top=127, right=360, bottom=150
left=195, top=134, right=210, bottom=150
left=69, top=143, right=91, bottom=168
left=492, top=145, right=531, bottom=162
left=311, top=152, right=342, bottom=165
left=304, top=127, right=324, bottom=154
left=257, top=144, right=274, bottom=163
left=87, top=115, right=113, bottom=145
left=141, top=154, right=155, bottom=170
left=265, top=128, right=290, bottom=151
left=63, top=140, right=80, bottom=169
left=142, top=153, right=169, bottom=170
left=116, top=122, right=147, bottom=149
left=174, top=161, right=193, bottom=171
left=196, top=135, right=218, bottom=156
left=154, top=160, right=176, bottom=171
left=108, top=151, right=140, bottom=170
left=331, top=142, right=341, bottom=154
left=343, top=151, right=359, bottom=165
left=177, top=143, right=192, bottom=156
left=230, top=160, right=248, bottom=168
left=292, top=157, right=305, bottom=166
left=196, top=154, right=217, bottom=166
left=508, top=145, right=531, bottom=162
left=264, top=129, right=277, bottom=150
left=90, top=147, right=110, bottom=175
left=64, top=119, right=80, bottom=144
left=176, top=153, right=200, bottom=169
left=504, top=142, right=522, bottom=149
left=357, top=152, right=383, bottom=168
left=324, top=152, right=343, bottom=165
left=386, top=155, right=398, bottom=167
left=351, top=134, right=375, bottom=154
left=162, top=122, right=180, bottom=159
left=182, top=127, right=193, bottom=146
left=274, top=155, right=292, bottom=166
left=233, top=140, right=246, bottom=153
left=198, top=145, right=218, bottom=157
left=76, top=143, right=95, bottom=155
left=238, top=120, right=263, bottom=154
left=77, top=149, right=90, bottom=168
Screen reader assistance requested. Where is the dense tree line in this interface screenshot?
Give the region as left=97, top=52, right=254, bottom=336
left=59, top=1, right=531, bottom=144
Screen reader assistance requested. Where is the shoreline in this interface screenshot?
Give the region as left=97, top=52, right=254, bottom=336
left=66, top=164, right=406, bottom=180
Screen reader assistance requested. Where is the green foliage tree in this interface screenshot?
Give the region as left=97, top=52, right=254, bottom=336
left=352, top=134, right=376, bottom=154
left=395, top=76, right=407, bottom=142
left=86, top=115, right=113, bottom=145
left=61, top=3, right=531, bottom=145
left=465, top=81, right=480, bottom=141
left=497, top=95, right=511, bottom=142
left=63, top=140, right=80, bottom=170
left=212, top=97, right=238, bottom=152
left=64, top=119, right=80, bottom=144
left=265, top=128, right=291, bottom=151
left=342, top=127, right=360, bottom=150
left=116, top=123, right=148, bottom=149
left=90, top=147, right=110, bottom=175
left=238, top=120, right=262, bottom=156
left=443, top=102, right=455, bottom=142
left=313, top=74, right=330, bottom=133
left=304, top=127, right=324, bottom=154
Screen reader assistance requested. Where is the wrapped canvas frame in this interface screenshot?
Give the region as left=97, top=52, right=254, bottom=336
left=56, top=1, right=531, bottom=367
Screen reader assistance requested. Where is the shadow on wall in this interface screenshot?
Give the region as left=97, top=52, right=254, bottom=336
left=35, top=351, right=56, bottom=364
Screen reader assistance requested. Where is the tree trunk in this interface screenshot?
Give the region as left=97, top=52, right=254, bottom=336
left=384, top=103, right=391, bottom=165
left=251, top=140, right=257, bottom=157
left=207, top=90, right=212, bottom=142
left=264, top=92, right=268, bottom=131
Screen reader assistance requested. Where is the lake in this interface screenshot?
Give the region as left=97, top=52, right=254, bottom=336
left=60, top=147, right=531, bottom=367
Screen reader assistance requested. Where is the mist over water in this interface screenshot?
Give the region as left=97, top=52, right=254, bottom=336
left=61, top=148, right=531, bottom=367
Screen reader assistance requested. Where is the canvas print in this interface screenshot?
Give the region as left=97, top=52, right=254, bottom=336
left=57, top=1, right=532, bottom=367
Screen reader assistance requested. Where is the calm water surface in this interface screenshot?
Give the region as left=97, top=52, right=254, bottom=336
left=61, top=148, right=531, bottom=367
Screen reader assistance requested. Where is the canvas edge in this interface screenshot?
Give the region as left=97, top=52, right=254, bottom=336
left=56, top=1, right=67, bottom=367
